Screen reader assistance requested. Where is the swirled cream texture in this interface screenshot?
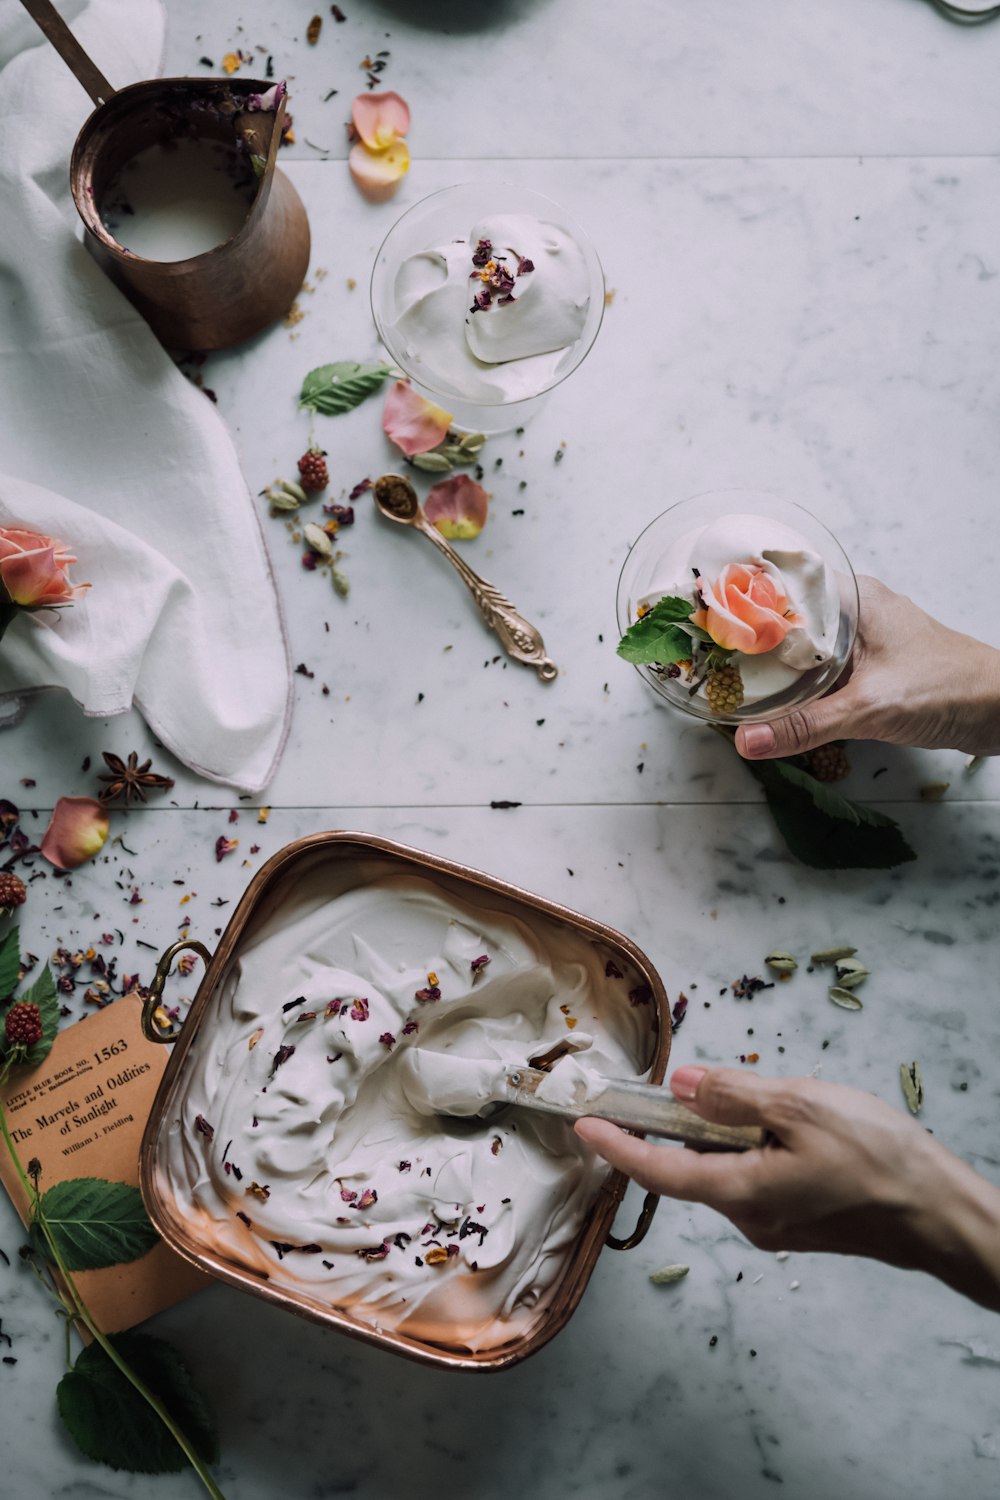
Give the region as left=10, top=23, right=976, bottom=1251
left=388, top=214, right=591, bottom=402
left=638, top=513, right=840, bottom=704
left=156, top=862, right=649, bottom=1352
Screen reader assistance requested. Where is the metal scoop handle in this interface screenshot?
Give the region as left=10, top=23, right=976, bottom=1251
left=505, top=1067, right=766, bottom=1152
left=20, top=0, right=114, bottom=105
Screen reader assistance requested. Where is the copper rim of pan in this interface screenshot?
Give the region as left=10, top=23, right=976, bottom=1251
left=138, top=830, right=671, bottom=1372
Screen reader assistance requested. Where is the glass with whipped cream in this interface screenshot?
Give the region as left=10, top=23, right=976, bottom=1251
left=370, top=183, right=605, bottom=433
left=616, top=490, right=859, bottom=724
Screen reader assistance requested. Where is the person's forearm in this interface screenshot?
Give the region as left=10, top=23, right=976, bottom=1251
left=917, top=1153, right=1000, bottom=1312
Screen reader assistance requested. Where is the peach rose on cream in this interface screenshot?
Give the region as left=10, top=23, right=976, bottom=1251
left=0, top=527, right=87, bottom=608
left=690, top=562, right=802, bottom=655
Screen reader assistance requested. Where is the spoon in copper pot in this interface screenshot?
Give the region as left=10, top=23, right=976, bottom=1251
left=373, top=474, right=558, bottom=681
left=404, top=1040, right=766, bottom=1152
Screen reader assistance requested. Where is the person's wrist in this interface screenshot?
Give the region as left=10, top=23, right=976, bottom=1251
left=962, top=640, right=1000, bottom=756
left=910, top=1150, right=1000, bottom=1310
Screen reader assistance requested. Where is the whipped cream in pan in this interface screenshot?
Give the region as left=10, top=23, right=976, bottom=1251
left=157, top=861, right=649, bottom=1352
left=389, top=213, right=591, bottom=402
left=638, top=513, right=840, bottom=704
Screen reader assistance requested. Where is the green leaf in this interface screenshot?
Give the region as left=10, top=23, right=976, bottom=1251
left=0, top=925, right=20, bottom=1002
left=298, top=360, right=393, bottom=415
left=617, top=595, right=698, bottom=665
left=20, top=962, right=58, bottom=1068
left=747, top=758, right=917, bottom=870
left=37, top=1178, right=159, bottom=1270
left=57, top=1331, right=219, bottom=1473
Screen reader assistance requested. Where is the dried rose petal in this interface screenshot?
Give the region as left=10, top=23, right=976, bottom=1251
left=378, top=1031, right=396, bottom=1051
left=415, top=986, right=441, bottom=1003
left=351, top=91, right=410, bottom=150
left=424, top=1245, right=450, bottom=1266
left=424, top=475, right=490, bottom=540
left=339, top=1184, right=358, bottom=1203
left=470, top=953, right=491, bottom=974
left=629, top=984, right=652, bottom=1007
left=358, top=1187, right=378, bottom=1210
left=215, top=835, right=238, bottom=862
left=350, top=997, right=370, bottom=1022
left=401, top=1020, right=418, bottom=1036
left=39, top=797, right=109, bottom=871
left=382, top=381, right=452, bottom=456
left=348, top=137, right=410, bottom=199
left=194, top=1114, right=214, bottom=1140
left=357, top=1240, right=391, bottom=1262
left=248, top=1026, right=264, bottom=1050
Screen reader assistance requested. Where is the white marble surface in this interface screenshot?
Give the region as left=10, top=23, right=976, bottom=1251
left=3, top=0, right=1000, bottom=1497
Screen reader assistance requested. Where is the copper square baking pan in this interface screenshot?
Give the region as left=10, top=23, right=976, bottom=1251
left=139, top=831, right=670, bottom=1371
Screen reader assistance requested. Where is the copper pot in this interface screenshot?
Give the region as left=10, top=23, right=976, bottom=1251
left=138, top=832, right=671, bottom=1371
left=22, top=0, right=310, bottom=350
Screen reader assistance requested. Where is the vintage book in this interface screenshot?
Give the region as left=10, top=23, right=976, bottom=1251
left=0, top=994, right=210, bottom=1333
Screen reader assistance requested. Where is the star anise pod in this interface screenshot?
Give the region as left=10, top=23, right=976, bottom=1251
left=97, top=751, right=175, bottom=805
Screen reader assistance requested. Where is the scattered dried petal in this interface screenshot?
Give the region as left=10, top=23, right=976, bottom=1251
left=215, top=835, right=238, bottom=862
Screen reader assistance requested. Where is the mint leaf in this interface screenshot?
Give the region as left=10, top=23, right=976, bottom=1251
left=0, top=926, right=19, bottom=1002
left=299, top=361, right=393, bottom=415
left=618, top=595, right=698, bottom=666
left=37, top=1179, right=159, bottom=1269
left=57, top=1332, right=219, bottom=1473
left=748, top=758, right=917, bottom=869
left=21, top=963, right=58, bottom=1068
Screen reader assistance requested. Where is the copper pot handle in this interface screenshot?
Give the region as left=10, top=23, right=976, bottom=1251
left=605, top=1189, right=659, bottom=1251
left=141, top=939, right=214, bottom=1043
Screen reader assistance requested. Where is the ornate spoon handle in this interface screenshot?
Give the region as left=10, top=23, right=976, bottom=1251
left=416, top=514, right=558, bottom=681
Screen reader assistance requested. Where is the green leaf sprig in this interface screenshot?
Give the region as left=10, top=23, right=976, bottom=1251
left=0, top=927, right=224, bottom=1496
left=298, top=360, right=395, bottom=415
left=745, top=755, right=917, bottom=870
left=616, top=595, right=698, bottom=666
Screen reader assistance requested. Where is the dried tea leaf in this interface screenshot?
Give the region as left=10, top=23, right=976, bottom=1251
left=810, top=945, right=857, bottom=965
left=900, top=1061, right=924, bottom=1115
left=649, top=1263, right=690, bottom=1285
left=828, top=986, right=863, bottom=1011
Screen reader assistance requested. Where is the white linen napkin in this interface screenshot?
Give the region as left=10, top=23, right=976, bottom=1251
left=0, top=0, right=292, bottom=791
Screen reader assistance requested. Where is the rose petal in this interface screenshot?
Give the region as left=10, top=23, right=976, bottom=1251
left=424, top=475, right=490, bottom=540
left=348, top=139, right=410, bottom=200
left=382, top=381, right=452, bottom=456
left=40, top=797, right=109, bottom=870
left=351, top=91, right=411, bottom=150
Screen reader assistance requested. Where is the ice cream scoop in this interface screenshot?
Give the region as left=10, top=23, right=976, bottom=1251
left=403, top=1051, right=765, bottom=1152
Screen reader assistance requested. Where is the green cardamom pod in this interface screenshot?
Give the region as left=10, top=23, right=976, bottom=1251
left=331, top=566, right=350, bottom=598
left=281, top=479, right=309, bottom=504
left=899, top=1061, right=923, bottom=1115
left=765, top=951, right=798, bottom=975
left=267, top=492, right=300, bottom=513
left=833, top=958, right=869, bottom=990
left=810, top=945, right=857, bottom=965
left=649, top=1263, right=690, bottom=1285
left=410, top=451, right=453, bottom=473
left=828, top=986, right=863, bottom=1011
left=303, top=523, right=333, bottom=557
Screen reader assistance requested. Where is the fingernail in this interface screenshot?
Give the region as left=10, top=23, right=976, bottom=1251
left=741, top=725, right=776, bottom=758
left=671, top=1066, right=707, bottom=1101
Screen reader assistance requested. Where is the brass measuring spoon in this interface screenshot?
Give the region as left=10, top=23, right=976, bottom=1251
left=373, top=474, right=558, bottom=681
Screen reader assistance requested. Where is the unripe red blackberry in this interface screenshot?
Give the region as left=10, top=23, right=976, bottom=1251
left=705, top=663, right=744, bottom=715
left=807, top=742, right=851, bottom=783
left=297, top=449, right=329, bottom=493
left=0, top=872, right=26, bottom=916
left=5, top=1001, right=42, bottom=1048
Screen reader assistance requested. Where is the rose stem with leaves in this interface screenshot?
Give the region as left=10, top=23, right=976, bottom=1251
left=0, top=1061, right=225, bottom=1500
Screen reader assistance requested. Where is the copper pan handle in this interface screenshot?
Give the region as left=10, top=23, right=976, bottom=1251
left=19, top=0, right=114, bottom=106
left=606, top=1189, right=659, bottom=1252
left=141, top=939, right=213, bottom=1044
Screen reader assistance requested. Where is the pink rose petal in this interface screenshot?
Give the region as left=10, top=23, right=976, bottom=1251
left=424, top=475, right=490, bottom=540
left=351, top=91, right=411, bottom=150
left=40, top=797, right=109, bottom=870
left=382, top=381, right=452, bottom=456
left=348, top=139, right=410, bottom=200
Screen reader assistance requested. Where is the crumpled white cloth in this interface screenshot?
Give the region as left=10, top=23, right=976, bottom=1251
left=0, top=0, right=291, bottom=791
